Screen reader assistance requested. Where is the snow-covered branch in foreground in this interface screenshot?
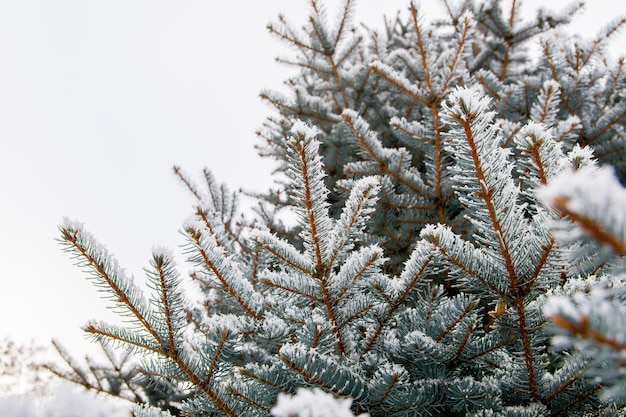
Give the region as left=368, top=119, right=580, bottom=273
left=543, top=275, right=626, bottom=405
left=539, top=163, right=626, bottom=405
left=537, top=162, right=626, bottom=258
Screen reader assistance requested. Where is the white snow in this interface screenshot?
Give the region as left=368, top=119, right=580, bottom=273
left=444, top=86, right=492, bottom=118
left=0, top=383, right=129, bottom=417
left=151, top=245, right=175, bottom=260
left=271, top=388, right=368, bottom=417
left=543, top=295, right=582, bottom=322
left=262, top=314, right=290, bottom=339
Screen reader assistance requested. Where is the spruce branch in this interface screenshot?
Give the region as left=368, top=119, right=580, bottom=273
left=279, top=342, right=366, bottom=400
left=59, top=220, right=161, bottom=346
left=146, top=248, right=185, bottom=354
left=287, top=121, right=332, bottom=269
left=254, top=230, right=315, bottom=274
left=538, top=164, right=626, bottom=257
left=362, top=242, right=439, bottom=358
left=342, top=110, right=429, bottom=199
left=183, top=221, right=264, bottom=320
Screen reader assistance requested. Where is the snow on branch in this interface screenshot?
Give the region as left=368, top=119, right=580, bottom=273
left=271, top=387, right=368, bottom=417
left=538, top=164, right=626, bottom=257
left=287, top=121, right=333, bottom=268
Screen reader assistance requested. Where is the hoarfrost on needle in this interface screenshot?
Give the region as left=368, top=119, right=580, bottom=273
left=291, top=120, right=321, bottom=140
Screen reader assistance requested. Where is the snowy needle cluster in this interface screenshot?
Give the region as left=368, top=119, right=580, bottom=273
left=54, top=1, right=626, bottom=416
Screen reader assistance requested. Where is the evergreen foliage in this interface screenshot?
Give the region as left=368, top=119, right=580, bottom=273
left=55, top=1, right=626, bottom=416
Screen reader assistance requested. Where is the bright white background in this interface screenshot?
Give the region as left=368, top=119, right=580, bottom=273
left=1, top=0, right=624, bottom=357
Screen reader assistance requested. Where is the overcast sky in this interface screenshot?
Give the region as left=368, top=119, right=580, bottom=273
left=1, top=0, right=624, bottom=357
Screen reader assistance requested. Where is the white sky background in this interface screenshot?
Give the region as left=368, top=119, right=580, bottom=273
left=0, top=0, right=624, bottom=357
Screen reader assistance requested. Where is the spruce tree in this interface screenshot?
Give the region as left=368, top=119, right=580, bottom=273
left=54, top=1, right=626, bottom=416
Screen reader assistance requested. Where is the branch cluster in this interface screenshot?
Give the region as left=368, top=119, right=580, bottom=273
left=54, top=1, right=626, bottom=416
